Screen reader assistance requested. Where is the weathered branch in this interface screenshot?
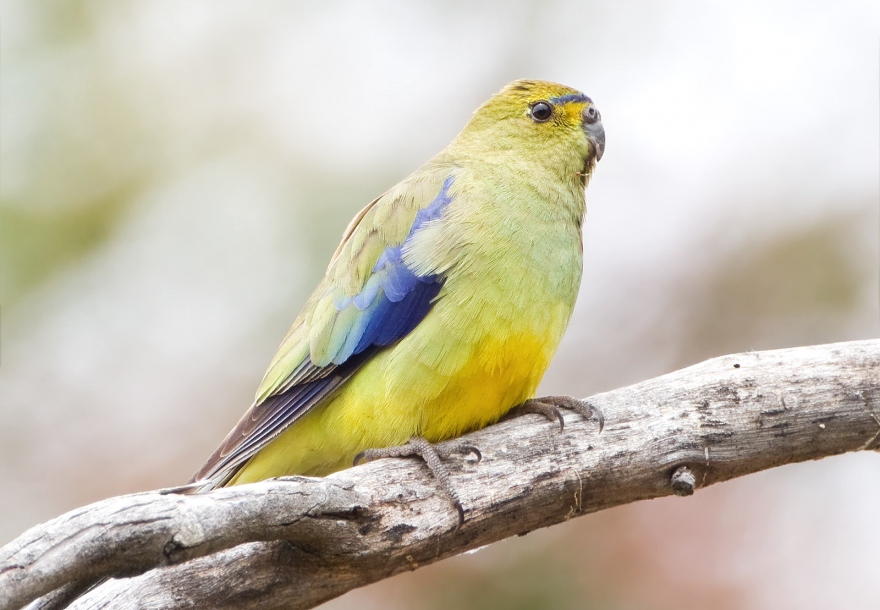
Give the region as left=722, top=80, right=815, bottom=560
left=2, top=339, right=878, bottom=610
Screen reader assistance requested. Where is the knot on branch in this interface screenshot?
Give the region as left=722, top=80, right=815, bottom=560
left=670, top=466, right=697, bottom=496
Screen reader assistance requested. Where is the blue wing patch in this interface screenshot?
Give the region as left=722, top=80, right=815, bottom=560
left=321, top=175, right=454, bottom=366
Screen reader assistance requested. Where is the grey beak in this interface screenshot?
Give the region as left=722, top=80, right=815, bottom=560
left=583, top=107, right=605, bottom=162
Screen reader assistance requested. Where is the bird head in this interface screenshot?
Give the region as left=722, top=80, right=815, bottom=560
left=452, top=79, right=605, bottom=186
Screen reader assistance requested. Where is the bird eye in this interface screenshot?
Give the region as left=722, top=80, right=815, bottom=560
left=529, top=101, right=553, bottom=123
left=583, top=105, right=600, bottom=124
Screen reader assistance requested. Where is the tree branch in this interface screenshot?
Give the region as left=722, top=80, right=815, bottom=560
left=2, top=340, right=879, bottom=610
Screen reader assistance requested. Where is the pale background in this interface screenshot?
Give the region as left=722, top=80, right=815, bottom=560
left=2, top=1, right=879, bottom=609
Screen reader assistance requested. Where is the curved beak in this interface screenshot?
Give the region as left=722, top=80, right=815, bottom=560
left=583, top=107, right=605, bottom=162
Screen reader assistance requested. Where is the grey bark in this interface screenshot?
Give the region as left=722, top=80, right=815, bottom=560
left=1, top=339, right=878, bottom=610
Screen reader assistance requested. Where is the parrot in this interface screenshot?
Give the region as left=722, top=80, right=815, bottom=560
left=190, top=79, right=605, bottom=513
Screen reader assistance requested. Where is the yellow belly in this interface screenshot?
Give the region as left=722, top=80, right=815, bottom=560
left=229, top=330, right=552, bottom=482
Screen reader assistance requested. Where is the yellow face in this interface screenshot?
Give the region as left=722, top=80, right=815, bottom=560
left=462, top=79, right=605, bottom=172
left=508, top=80, right=591, bottom=119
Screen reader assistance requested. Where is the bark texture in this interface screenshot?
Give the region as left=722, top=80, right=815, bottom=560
left=2, top=339, right=878, bottom=610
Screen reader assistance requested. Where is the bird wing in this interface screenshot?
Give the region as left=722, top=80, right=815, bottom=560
left=191, top=168, right=458, bottom=486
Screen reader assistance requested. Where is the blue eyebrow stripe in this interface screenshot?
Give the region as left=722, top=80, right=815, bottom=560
left=550, top=93, right=592, bottom=105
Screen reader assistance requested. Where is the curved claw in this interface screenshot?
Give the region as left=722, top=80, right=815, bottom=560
left=533, top=395, right=605, bottom=434
left=515, top=399, right=565, bottom=431
left=460, top=445, right=482, bottom=463
left=453, top=501, right=465, bottom=531
left=352, top=450, right=367, bottom=466
left=593, top=405, right=605, bottom=434
left=546, top=406, right=565, bottom=432
left=574, top=399, right=604, bottom=433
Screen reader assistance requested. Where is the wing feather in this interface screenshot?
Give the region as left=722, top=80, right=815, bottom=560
left=190, top=169, right=457, bottom=486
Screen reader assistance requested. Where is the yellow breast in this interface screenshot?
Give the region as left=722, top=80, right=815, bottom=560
left=230, top=327, right=555, bottom=482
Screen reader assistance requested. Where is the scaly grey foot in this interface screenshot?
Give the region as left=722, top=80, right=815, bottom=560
left=514, top=395, right=605, bottom=433
left=354, top=437, right=481, bottom=529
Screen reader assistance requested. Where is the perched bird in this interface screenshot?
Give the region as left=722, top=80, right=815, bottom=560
left=191, top=79, right=605, bottom=503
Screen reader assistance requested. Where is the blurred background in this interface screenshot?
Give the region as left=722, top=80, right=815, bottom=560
left=2, top=1, right=879, bottom=608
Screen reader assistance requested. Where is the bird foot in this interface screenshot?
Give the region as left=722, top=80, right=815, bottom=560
left=354, top=437, right=481, bottom=529
left=513, top=395, right=604, bottom=433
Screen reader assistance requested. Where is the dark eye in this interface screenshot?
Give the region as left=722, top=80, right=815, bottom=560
left=529, top=101, right=553, bottom=122
left=584, top=105, right=600, bottom=124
